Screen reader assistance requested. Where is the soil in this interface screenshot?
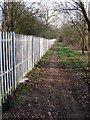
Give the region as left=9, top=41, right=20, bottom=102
left=3, top=52, right=90, bottom=120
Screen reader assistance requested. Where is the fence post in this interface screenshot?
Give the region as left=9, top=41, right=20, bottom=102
left=0, top=31, right=2, bottom=120
left=12, top=32, right=16, bottom=90
left=0, top=85, right=1, bottom=120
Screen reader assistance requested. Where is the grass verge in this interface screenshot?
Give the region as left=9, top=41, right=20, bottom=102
left=56, top=41, right=88, bottom=69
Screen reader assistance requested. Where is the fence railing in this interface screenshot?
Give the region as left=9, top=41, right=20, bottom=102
left=0, top=31, right=56, bottom=103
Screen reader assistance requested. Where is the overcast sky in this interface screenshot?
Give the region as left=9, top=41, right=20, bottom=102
left=0, top=0, right=89, bottom=3
left=24, top=0, right=65, bottom=2
left=0, top=0, right=65, bottom=2
left=21, top=0, right=89, bottom=3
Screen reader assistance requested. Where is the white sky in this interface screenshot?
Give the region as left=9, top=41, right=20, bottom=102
left=0, top=0, right=89, bottom=3
left=22, top=0, right=89, bottom=3
left=0, top=0, right=65, bottom=2
left=25, top=0, right=65, bottom=2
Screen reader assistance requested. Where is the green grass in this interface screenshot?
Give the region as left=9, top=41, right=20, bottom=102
left=37, top=46, right=54, bottom=67
left=56, top=42, right=88, bottom=69
left=3, top=84, right=28, bottom=109
left=26, top=68, right=41, bottom=80
left=15, top=84, right=30, bottom=95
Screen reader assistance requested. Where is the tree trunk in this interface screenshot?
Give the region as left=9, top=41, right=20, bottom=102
left=11, top=2, right=14, bottom=31
left=81, top=38, right=85, bottom=55
left=82, top=47, right=85, bottom=55
left=86, top=22, right=90, bottom=67
left=87, top=32, right=90, bottom=67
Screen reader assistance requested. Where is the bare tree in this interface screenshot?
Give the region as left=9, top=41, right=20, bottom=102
left=54, top=0, right=90, bottom=67
left=28, top=0, right=59, bottom=27
left=70, top=0, right=90, bottom=67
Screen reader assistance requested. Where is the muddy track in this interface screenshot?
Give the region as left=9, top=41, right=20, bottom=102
left=3, top=51, right=90, bottom=119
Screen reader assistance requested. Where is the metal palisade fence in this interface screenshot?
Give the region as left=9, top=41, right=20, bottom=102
left=0, top=31, right=56, bottom=104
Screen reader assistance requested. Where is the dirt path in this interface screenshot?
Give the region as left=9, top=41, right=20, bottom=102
left=3, top=52, right=90, bottom=119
